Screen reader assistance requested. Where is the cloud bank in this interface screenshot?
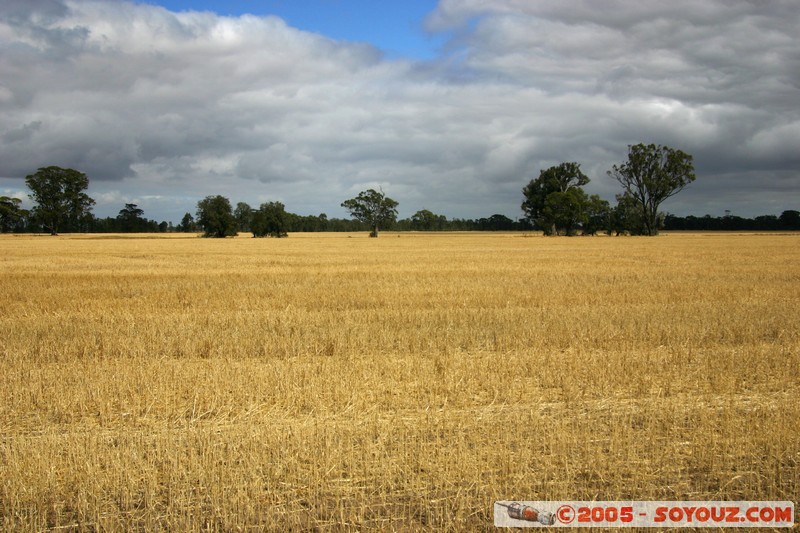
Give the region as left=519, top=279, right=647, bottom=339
left=1, top=0, right=798, bottom=220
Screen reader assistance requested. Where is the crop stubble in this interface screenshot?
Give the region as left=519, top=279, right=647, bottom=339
left=1, top=232, right=798, bottom=530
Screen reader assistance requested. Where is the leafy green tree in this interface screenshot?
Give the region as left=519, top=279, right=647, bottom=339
left=0, top=196, right=28, bottom=233
left=541, top=188, right=588, bottom=236
left=234, top=202, right=253, bottom=232
left=779, top=210, right=800, bottom=230
left=341, top=189, right=399, bottom=237
left=196, top=195, right=237, bottom=238
left=410, top=209, right=447, bottom=231
left=25, top=166, right=95, bottom=235
left=607, top=143, right=696, bottom=236
left=317, top=213, right=328, bottom=231
left=478, top=214, right=516, bottom=231
left=117, top=203, right=148, bottom=232
left=610, top=193, right=645, bottom=235
left=251, top=201, right=289, bottom=238
left=582, top=195, right=612, bottom=235
left=522, top=162, right=589, bottom=235
left=178, top=212, right=196, bottom=233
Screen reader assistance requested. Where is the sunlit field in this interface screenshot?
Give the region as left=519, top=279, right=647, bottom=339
left=1, top=232, right=798, bottom=531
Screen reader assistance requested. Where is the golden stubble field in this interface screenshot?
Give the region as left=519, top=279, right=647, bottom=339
left=1, top=231, right=798, bottom=531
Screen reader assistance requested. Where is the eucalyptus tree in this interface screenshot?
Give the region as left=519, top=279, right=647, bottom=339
left=25, top=166, right=95, bottom=235
left=341, top=189, right=399, bottom=237
left=608, top=144, right=696, bottom=236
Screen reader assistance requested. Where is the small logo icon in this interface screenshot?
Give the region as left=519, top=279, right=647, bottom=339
left=497, top=502, right=556, bottom=525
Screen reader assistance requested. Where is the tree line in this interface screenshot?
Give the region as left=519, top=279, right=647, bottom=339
left=3, top=145, right=798, bottom=236
left=664, top=211, right=800, bottom=231
left=174, top=195, right=536, bottom=238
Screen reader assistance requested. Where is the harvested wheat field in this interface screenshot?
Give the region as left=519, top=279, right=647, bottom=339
left=1, top=232, right=798, bottom=531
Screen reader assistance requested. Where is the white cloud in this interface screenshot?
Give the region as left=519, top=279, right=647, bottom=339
left=0, top=0, right=798, bottom=221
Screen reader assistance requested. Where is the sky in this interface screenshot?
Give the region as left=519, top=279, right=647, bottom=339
left=1, top=0, right=798, bottom=223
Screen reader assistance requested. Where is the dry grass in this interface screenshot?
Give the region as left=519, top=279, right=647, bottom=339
left=1, top=232, right=798, bottom=531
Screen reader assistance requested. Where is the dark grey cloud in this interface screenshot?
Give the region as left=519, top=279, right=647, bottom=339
left=0, top=0, right=70, bottom=24
left=1, top=0, right=798, bottom=221
left=2, top=121, right=42, bottom=143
